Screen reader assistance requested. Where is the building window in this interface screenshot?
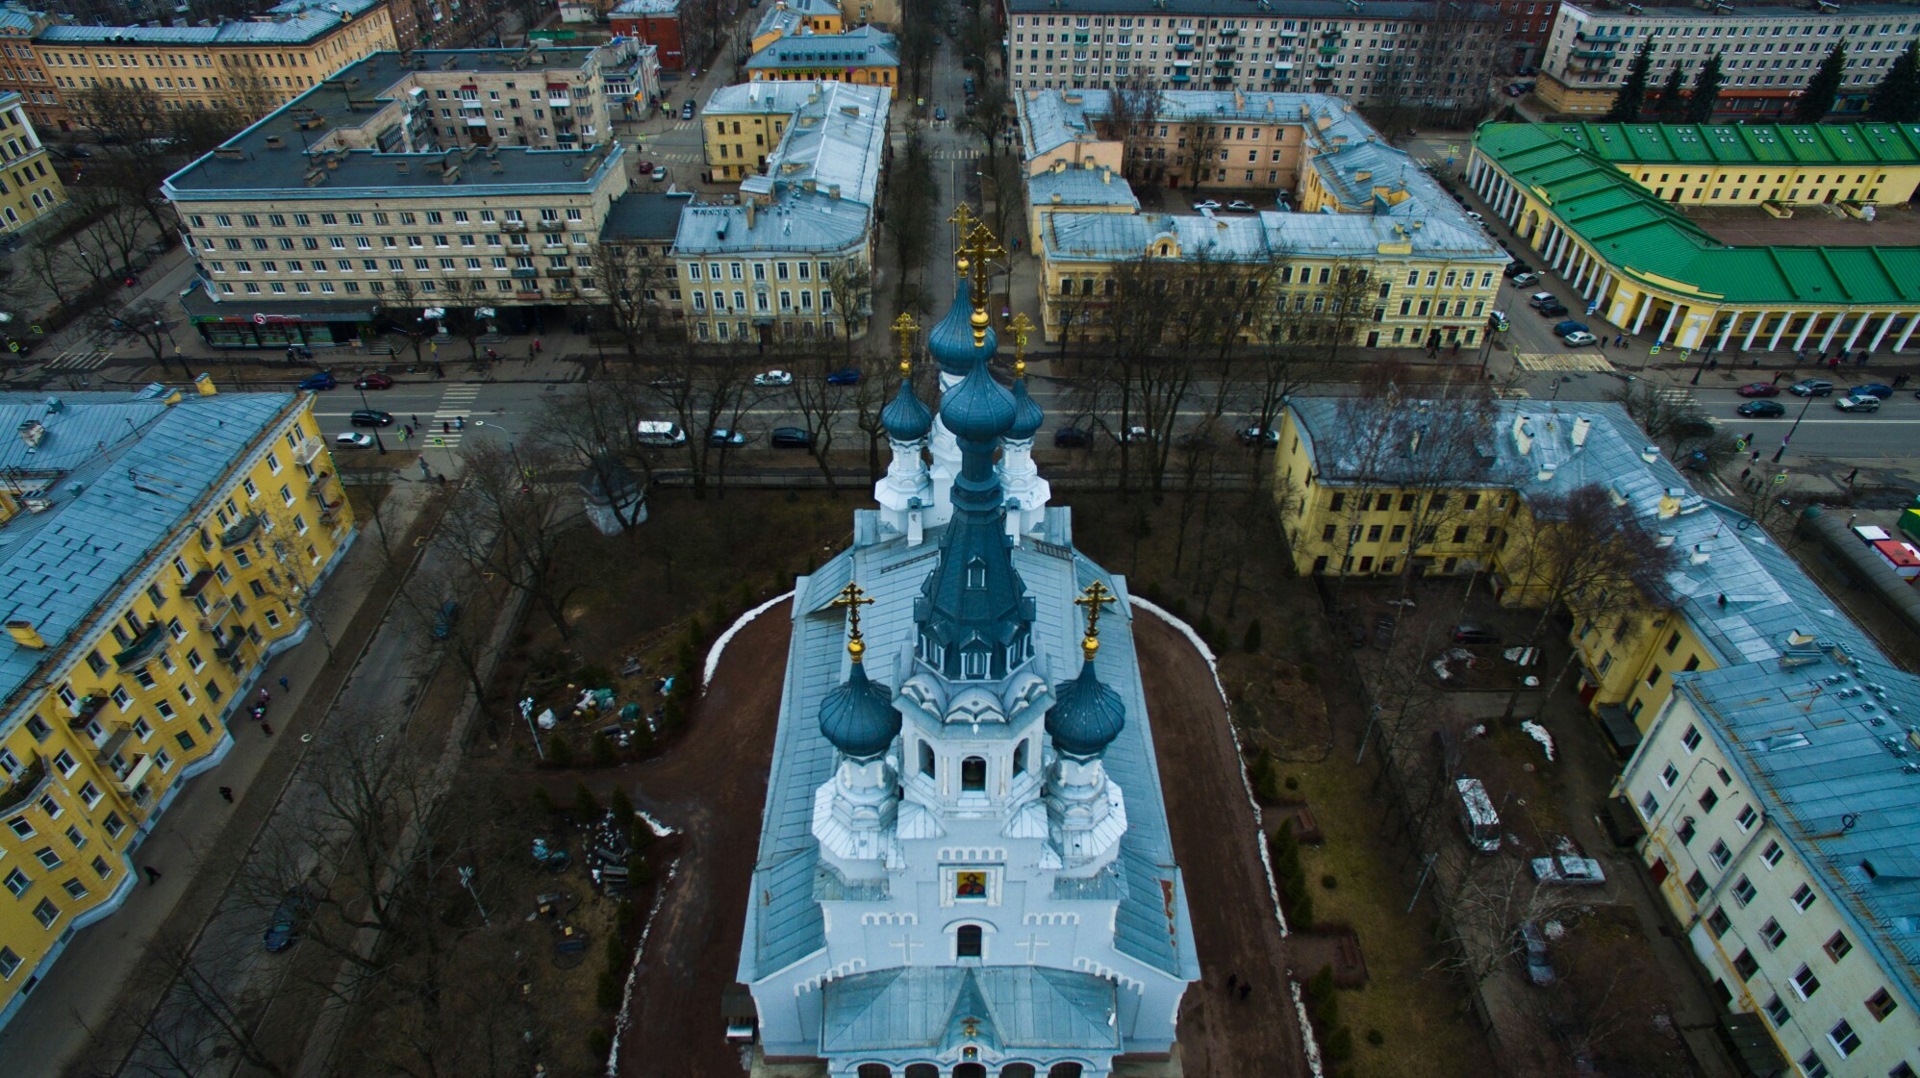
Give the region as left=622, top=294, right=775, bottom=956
left=956, top=924, right=983, bottom=958
left=0, top=947, right=19, bottom=980
left=1791, top=883, right=1818, bottom=912
left=920, top=742, right=936, bottom=778
left=1677, top=816, right=1697, bottom=845
left=1732, top=948, right=1758, bottom=980
left=1736, top=806, right=1759, bottom=833
left=1762, top=993, right=1790, bottom=1026
left=1731, top=875, right=1756, bottom=907
left=3, top=868, right=28, bottom=897
left=1791, top=964, right=1821, bottom=1001
left=1705, top=908, right=1730, bottom=938
left=1013, top=741, right=1028, bottom=776
left=1798, top=1052, right=1828, bottom=1078
left=1823, top=931, right=1851, bottom=963
left=1699, top=788, right=1719, bottom=813
left=1708, top=840, right=1732, bottom=869
left=1660, top=763, right=1679, bottom=788
left=1684, top=871, right=1708, bottom=900
left=1866, top=987, right=1898, bottom=1021
left=1681, top=724, right=1701, bottom=752
left=32, top=897, right=58, bottom=928
left=961, top=757, right=987, bottom=792
left=1826, top=1020, right=1860, bottom=1058
left=1759, top=918, right=1786, bottom=950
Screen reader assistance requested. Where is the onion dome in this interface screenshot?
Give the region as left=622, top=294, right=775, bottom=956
left=1007, top=375, right=1045, bottom=441
left=939, top=360, right=1016, bottom=444
left=1046, top=643, right=1126, bottom=757
left=818, top=638, right=902, bottom=759
left=927, top=279, right=997, bottom=377
left=882, top=374, right=933, bottom=443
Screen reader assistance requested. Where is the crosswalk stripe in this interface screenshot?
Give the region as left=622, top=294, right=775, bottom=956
left=41, top=349, right=112, bottom=370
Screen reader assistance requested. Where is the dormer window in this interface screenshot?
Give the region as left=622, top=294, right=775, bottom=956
left=961, top=645, right=989, bottom=679
left=965, top=557, right=986, bottom=589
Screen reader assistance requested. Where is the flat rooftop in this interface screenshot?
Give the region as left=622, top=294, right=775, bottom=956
left=1684, top=202, right=1920, bottom=250
left=37, top=0, right=385, bottom=46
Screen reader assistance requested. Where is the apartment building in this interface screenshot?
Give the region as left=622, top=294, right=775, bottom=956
left=1538, top=1, right=1920, bottom=119
left=1496, top=0, right=1558, bottom=75
left=1021, top=89, right=1505, bottom=347
left=750, top=0, right=845, bottom=53
left=1620, top=651, right=1920, bottom=1078
left=0, top=381, right=355, bottom=1031
left=0, top=90, right=62, bottom=233
left=163, top=47, right=630, bottom=347
left=671, top=80, right=888, bottom=343
left=610, top=0, right=686, bottom=70
left=701, top=80, right=826, bottom=181
left=33, top=0, right=397, bottom=125
left=0, top=6, right=58, bottom=133
left=1469, top=123, right=1920, bottom=360
left=1002, top=0, right=1498, bottom=108
left=745, top=24, right=897, bottom=85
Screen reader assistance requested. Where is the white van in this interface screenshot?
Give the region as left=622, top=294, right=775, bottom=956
left=635, top=420, right=686, bottom=447
left=1455, top=778, right=1501, bottom=854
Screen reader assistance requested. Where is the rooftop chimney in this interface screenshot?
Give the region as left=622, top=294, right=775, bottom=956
left=5, top=619, right=45, bottom=649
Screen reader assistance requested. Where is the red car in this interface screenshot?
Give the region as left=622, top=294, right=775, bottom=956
left=1736, top=382, right=1780, bottom=397
left=356, top=372, right=394, bottom=390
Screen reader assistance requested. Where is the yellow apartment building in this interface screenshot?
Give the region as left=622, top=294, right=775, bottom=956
left=749, top=0, right=845, bottom=53
left=744, top=24, right=896, bottom=86
left=0, top=7, right=60, bottom=133
left=34, top=0, right=396, bottom=123
left=701, top=80, right=826, bottom=182
left=0, top=380, right=355, bottom=1027
left=0, top=90, right=63, bottom=232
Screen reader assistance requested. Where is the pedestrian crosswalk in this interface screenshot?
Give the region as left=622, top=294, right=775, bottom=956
left=1513, top=351, right=1616, bottom=373
left=930, top=148, right=981, bottom=161
left=417, top=383, right=483, bottom=453
left=1651, top=385, right=1699, bottom=410
left=39, top=348, right=112, bottom=371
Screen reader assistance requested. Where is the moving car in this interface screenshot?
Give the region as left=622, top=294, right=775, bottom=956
left=934, top=106, right=946, bottom=121
left=1562, top=331, right=1598, bottom=346
left=1451, top=624, right=1502, bottom=645
left=635, top=420, right=687, bottom=447
left=1226, top=199, right=1256, bottom=212
left=349, top=409, right=394, bottom=427
left=753, top=369, right=793, bottom=386
left=298, top=371, right=337, bottom=391
left=334, top=431, right=375, bottom=448
left=826, top=367, right=862, bottom=386
left=355, top=372, right=394, bottom=390
left=1516, top=922, right=1556, bottom=987
left=1509, top=271, right=1538, bottom=287
left=680, top=100, right=695, bottom=120
left=1553, top=320, right=1588, bottom=337
left=650, top=166, right=668, bottom=182
left=708, top=428, right=747, bottom=447
left=1488, top=310, right=1510, bottom=332
left=1737, top=399, right=1786, bottom=418
left=1736, top=382, right=1780, bottom=397
left=770, top=426, right=812, bottom=448
left=1530, top=855, right=1607, bottom=886
left=1854, top=383, right=1895, bottom=399
left=1835, top=393, right=1881, bottom=413
left=1192, top=199, right=1222, bottom=212
left=1788, top=378, right=1835, bottom=397
left=1116, top=425, right=1155, bottom=444
left=263, top=887, right=315, bottom=953
left=1052, top=427, right=1091, bottom=448
left=1237, top=426, right=1281, bottom=448
left=430, top=600, right=459, bottom=640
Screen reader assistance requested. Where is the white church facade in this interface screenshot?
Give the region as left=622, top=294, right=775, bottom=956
left=737, top=221, right=1199, bottom=1078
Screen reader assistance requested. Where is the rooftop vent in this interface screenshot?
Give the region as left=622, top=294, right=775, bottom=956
left=1570, top=416, right=1592, bottom=447
left=1641, top=444, right=1661, bottom=463
left=17, top=419, right=45, bottom=448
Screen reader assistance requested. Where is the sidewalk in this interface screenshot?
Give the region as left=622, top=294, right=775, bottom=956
left=0, top=483, right=438, bottom=1077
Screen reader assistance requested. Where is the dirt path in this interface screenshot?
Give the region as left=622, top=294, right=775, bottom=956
left=1134, top=614, right=1310, bottom=1078
left=619, top=601, right=792, bottom=1078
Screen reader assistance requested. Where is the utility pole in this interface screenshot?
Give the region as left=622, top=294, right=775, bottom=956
left=457, top=866, right=490, bottom=927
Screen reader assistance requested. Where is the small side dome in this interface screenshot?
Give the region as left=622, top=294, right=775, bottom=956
left=939, top=361, right=1016, bottom=443
left=1007, top=377, right=1045, bottom=440
left=818, top=659, right=902, bottom=759
left=1045, top=657, right=1125, bottom=757
left=882, top=377, right=933, bottom=442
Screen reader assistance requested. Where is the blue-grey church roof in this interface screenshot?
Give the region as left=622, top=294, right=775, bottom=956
left=881, top=376, right=933, bottom=442
left=1008, top=377, right=1045, bottom=441
left=821, top=966, right=1122, bottom=1053
left=926, top=279, right=997, bottom=376
left=1046, top=654, right=1126, bottom=757
left=817, top=656, right=901, bottom=758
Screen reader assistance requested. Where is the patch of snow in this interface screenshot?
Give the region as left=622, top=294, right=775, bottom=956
left=637, top=809, right=676, bottom=837
left=1129, top=595, right=1324, bottom=1078
left=1521, top=720, right=1556, bottom=762
left=606, top=856, right=682, bottom=1076
left=704, top=590, right=796, bottom=691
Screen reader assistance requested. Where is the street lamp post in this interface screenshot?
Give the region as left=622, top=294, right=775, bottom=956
left=1773, top=391, right=1815, bottom=463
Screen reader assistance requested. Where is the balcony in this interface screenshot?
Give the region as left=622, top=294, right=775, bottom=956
left=1215, top=57, right=1235, bottom=68
left=501, top=219, right=528, bottom=233
left=112, top=623, right=167, bottom=670
left=1073, top=31, right=1088, bottom=43
left=220, top=512, right=260, bottom=548
left=461, top=98, right=483, bottom=110
left=292, top=434, right=324, bottom=466
left=66, top=694, right=107, bottom=731
left=466, top=116, right=490, bottom=127
left=116, top=752, right=154, bottom=796
left=0, top=755, right=47, bottom=815
left=547, top=266, right=574, bottom=278
left=1220, top=25, right=1238, bottom=36
left=196, top=596, right=232, bottom=633
left=511, top=267, right=540, bottom=279
left=1170, top=71, right=1191, bottom=84
left=1174, top=41, right=1194, bottom=54
left=214, top=630, right=245, bottom=662
left=180, top=567, right=216, bottom=599
left=548, top=96, right=571, bottom=108
left=515, top=290, right=543, bottom=300
left=1316, top=58, right=1338, bottom=70
left=92, top=727, right=132, bottom=770
left=507, top=241, right=532, bottom=254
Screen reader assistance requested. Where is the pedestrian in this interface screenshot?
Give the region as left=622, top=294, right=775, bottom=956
left=1227, top=973, right=1239, bottom=992
left=533, top=338, right=543, bottom=353
left=1751, top=449, right=1762, bottom=464
left=260, top=722, right=274, bottom=737
left=1238, top=984, right=1251, bottom=1002
left=219, top=786, right=234, bottom=802
left=1741, top=466, right=1752, bottom=481
left=529, top=344, right=537, bottom=360
left=258, top=687, right=271, bottom=704
left=145, top=866, right=162, bottom=885
left=442, top=420, right=451, bottom=434
left=278, top=676, right=290, bottom=692
left=1847, top=468, right=1859, bottom=486
left=411, top=414, right=421, bottom=428
left=1771, top=372, right=1783, bottom=385
left=1858, top=349, right=1870, bottom=367
left=1829, top=355, right=1841, bottom=372
left=1597, top=336, right=1605, bottom=350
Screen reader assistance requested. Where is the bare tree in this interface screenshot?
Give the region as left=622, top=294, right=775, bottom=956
left=99, top=927, right=291, bottom=1078
left=1101, top=71, right=1165, bottom=188
left=24, top=242, right=87, bottom=311
left=788, top=342, right=858, bottom=492
left=97, top=300, right=191, bottom=376
left=441, top=438, right=581, bottom=640
left=587, top=240, right=671, bottom=361
left=1429, top=853, right=1583, bottom=992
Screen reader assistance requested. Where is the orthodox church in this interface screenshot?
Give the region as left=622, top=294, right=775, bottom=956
left=738, top=216, right=1199, bottom=1078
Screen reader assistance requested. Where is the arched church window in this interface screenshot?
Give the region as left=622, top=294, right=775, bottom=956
left=856, top=1065, right=891, bottom=1078
left=905, top=1066, right=939, bottom=1078
left=954, top=1065, right=987, bottom=1078
left=1012, top=740, right=1027, bottom=776
left=1047, top=1064, right=1084, bottom=1078
left=920, top=742, right=936, bottom=778
left=962, top=645, right=989, bottom=679
left=961, top=756, right=986, bottom=792
left=956, top=923, right=983, bottom=958
left=1000, top=1066, right=1038, bottom=1078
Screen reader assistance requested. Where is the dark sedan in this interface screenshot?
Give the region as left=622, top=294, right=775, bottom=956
left=349, top=409, right=394, bottom=427
left=1738, top=400, right=1786, bottom=418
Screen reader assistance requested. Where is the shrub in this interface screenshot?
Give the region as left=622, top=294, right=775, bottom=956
left=1323, top=1025, right=1354, bottom=1063
left=573, top=781, right=601, bottom=822
left=590, top=733, right=619, bottom=768
left=608, top=785, right=636, bottom=838
left=530, top=785, right=556, bottom=815
left=1299, top=662, right=1319, bottom=685
left=545, top=733, right=574, bottom=768
left=613, top=899, right=639, bottom=943
left=632, top=854, right=654, bottom=888
left=1169, top=596, right=1189, bottom=620
left=596, top=968, right=622, bottom=1011
left=1321, top=874, right=1338, bottom=890
left=1197, top=612, right=1217, bottom=645
left=1243, top=619, right=1263, bottom=653
left=587, top=1028, right=612, bottom=1061
left=1284, top=775, right=1300, bottom=791
left=1365, top=1028, right=1385, bottom=1047
left=1303, top=966, right=1338, bottom=1029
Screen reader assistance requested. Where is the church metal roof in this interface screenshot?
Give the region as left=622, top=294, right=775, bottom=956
left=1528, top=122, right=1920, bottom=167
left=745, top=25, right=898, bottom=70
left=739, top=520, right=1197, bottom=983
left=821, top=966, right=1121, bottom=1053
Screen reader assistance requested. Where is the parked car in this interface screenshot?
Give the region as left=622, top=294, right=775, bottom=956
left=632, top=159, right=652, bottom=173
left=334, top=431, right=375, bottom=448
left=1192, top=199, right=1222, bottom=212
left=1738, top=399, right=1786, bottom=418
left=770, top=426, right=812, bottom=448
left=933, top=106, right=947, bottom=121
left=1510, top=271, right=1539, bottom=287
left=1502, top=262, right=1532, bottom=279
left=298, top=371, right=337, bottom=390
left=1116, top=425, right=1155, bottom=444
left=1516, top=922, right=1556, bottom=986
left=753, top=369, right=793, bottom=386
left=1835, top=393, right=1882, bottom=413
left=1562, top=330, right=1598, bottom=346
left=355, top=372, right=394, bottom=390
left=1465, top=210, right=1484, bottom=224
left=349, top=409, right=394, bottom=427
left=1736, top=382, right=1781, bottom=397
left=1534, top=299, right=1568, bottom=317
left=1553, top=320, right=1589, bottom=337
left=707, top=428, right=747, bottom=447
left=1488, top=310, right=1510, bottom=332
left=1237, top=425, right=1281, bottom=449
left=1531, top=855, right=1607, bottom=886
left=1451, top=624, right=1502, bottom=645
left=826, top=367, right=862, bottom=386
left=1853, top=383, right=1895, bottom=399
left=680, top=100, right=695, bottom=120
left=1226, top=199, right=1256, bottom=212
left=1527, top=291, right=1557, bottom=308
left=1173, top=431, right=1214, bottom=450
left=650, top=165, right=668, bottom=182
left=263, top=887, right=316, bottom=952
left=1788, top=378, right=1835, bottom=397
left=1052, top=427, right=1091, bottom=448
left=430, top=600, right=459, bottom=640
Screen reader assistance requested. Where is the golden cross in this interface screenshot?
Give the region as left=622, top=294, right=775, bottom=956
left=831, top=580, right=876, bottom=658
left=1007, top=312, right=1035, bottom=377
left=891, top=312, right=920, bottom=376
left=1074, top=580, right=1116, bottom=659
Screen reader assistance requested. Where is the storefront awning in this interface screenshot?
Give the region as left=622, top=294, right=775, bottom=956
left=181, top=288, right=377, bottom=326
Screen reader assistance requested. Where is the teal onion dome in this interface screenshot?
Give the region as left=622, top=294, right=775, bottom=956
left=882, top=376, right=933, bottom=442
left=818, top=658, right=901, bottom=759
left=1046, top=653, right=1126, bottom=757
left=939, top=360, right=1017, bottom=443
left=1007, top=376, right=1045, bottom=441
left=928, top=279, right=998, bottom=377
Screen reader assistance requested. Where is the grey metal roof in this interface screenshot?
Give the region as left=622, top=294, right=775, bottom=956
left=1004, top=0, right=1490, bottom=16
left=1556, top=0, right=1920, bottom=22
left=821, top=966, right=1121, bottom=1053
left=671, top=187, right=869, bottom=255
left=1045, top=210, right=1272, bottom=261
left=739, top=514, right=1197, bottom=983
left=163, top=48, right=621, bottom=201
left=599, top=191, right=685, bottom=242
left=0, top=6, right=43, bottom=36
left=1676, top=649, right=1920, bottom=1012
left=705, top=80, right=835, bottom=117
left=1026, top=166, right=1139, bottom=211
left=611, top=0, right=678, bottom=13
left=0, top=391, right=294, bottom=724
left=37, top=0, right=384, bottom=46
left=745, top=25, right=898, bottom=70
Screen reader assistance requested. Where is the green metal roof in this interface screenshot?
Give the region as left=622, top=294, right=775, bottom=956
left=1474, top=123, right=1920, bottom=307
left=1524, top=121, right=1920, bottom=167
